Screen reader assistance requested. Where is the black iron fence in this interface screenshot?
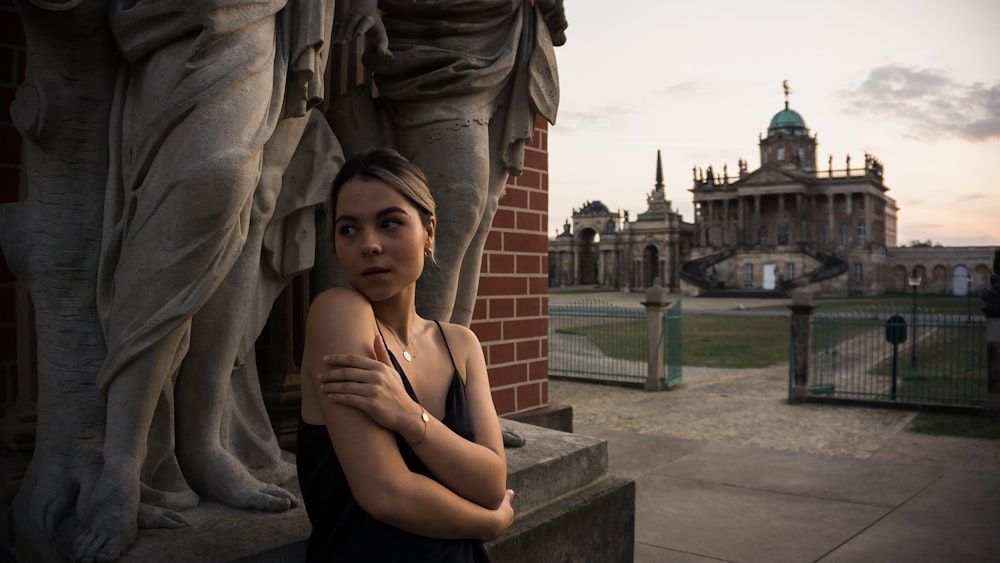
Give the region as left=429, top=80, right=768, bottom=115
left=797, top=307, right=987, bottom=408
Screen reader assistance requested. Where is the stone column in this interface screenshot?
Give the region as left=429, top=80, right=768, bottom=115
left=739, top=196, right=746, bottom=246
left=827, top=193, right=835, bottom=246
left=642, top=281, right=671, bottom=391
left=754, top=194, right=762, bottom=238
left=572, top=249, right=579, bottom=285
left=863, top=193, right=873, bottom=248
left=788, top=288, right=815, bottom=402
left=983, top=272, right=1000, bottom=412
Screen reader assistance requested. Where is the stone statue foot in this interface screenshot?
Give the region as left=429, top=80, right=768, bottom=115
left=250, top=456, right=296, bottom=486
left=137, top=503, right=190, bottom=530
left=30, top=471, right=78, bottom=533
left=184, top=448, right=298, bottom=512
left=22, top=450, right=101, bottom=534
left=140, top=482, right=200, bottom=512
left=73, top=473, right=139, bottom=563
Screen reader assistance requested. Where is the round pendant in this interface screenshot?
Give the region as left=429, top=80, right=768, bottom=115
left=403, top=350, right=413, bottom=362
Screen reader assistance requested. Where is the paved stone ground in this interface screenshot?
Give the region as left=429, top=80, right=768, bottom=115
left=550, top=365, right=1000, bottom=473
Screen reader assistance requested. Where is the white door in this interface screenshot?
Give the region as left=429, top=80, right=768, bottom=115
left=953, top=265, right=969, bottom=296
left=763, top=263, right=777, bottom=290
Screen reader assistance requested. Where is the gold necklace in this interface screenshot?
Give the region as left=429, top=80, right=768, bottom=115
left=379, top=319, right=415, bottom=362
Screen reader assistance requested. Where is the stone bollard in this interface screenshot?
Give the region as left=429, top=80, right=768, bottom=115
left=982, top=271, right=1000, bottom=413
left=788, top=287, right=815, bottom=402
left=642, top=279, right=671, bottom=391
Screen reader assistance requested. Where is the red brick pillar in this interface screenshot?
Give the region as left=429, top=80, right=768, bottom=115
left=472, top=115, right=550, bottom=417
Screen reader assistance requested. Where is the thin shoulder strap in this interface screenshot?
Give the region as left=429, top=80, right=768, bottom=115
left=372, top=306, right=390, bottom=350
left=434, top=321, right=459, bottom=372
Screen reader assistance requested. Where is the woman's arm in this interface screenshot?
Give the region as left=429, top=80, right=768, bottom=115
left=301, top=288, right=513, bottom=540
left=317, top=323, right=507, bottom=509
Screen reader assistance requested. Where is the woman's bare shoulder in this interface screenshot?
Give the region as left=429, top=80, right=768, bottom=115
left=310, top=286, right=370, bottom=316
left=438, top=321, right=480, bottom=344
left=437, top=322, right=484, bottom=362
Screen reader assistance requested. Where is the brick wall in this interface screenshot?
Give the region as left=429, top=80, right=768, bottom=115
left=0, top=3, right=24, bottom=413
left=472, top=115, right=550, bottom=416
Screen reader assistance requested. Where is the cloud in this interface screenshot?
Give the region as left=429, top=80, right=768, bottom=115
left=652, top=81, right=706, bottom=98
left=840, top=65, right=1000, bottom=142
left=555, top=105, right=633, bottom=131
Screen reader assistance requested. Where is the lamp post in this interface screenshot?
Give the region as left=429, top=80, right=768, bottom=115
left=908, top=269, right=921, bottom=368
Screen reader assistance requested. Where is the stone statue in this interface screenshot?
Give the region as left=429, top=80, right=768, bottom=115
left=327, top=0, right=567, bottom=326
left=3, top=1, right=340, bottom=560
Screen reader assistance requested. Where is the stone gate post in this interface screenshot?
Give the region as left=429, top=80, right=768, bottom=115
left=643, top=279, right=671, bottom=391
left=788, top=288, right=815, bottom=402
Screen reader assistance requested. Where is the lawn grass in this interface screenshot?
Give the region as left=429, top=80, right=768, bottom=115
left=682, top=315, right=789, bottom=368
left=558, top=315, right=792, bottom=368
left=815, top=294, right=984, bottom=317
left=910, top=412, right=1000, bottom=440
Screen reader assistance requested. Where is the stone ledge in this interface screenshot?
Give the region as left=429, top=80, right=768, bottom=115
left=486, top=475, right=635, bottom=563
left=11, top=421, right=633, bottom=562
left=502, top=419, right=608, bottom=514
left=503, top=403, right=574, bottom=433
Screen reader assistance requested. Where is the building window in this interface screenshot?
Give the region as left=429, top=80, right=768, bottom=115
left=821, top=223, right=829, bottom=246
left=856, top=221, right=866, bottom=248
left=853, top=263, right=864, bottom=282
left=858, top=197, right=866, bottom=210
left=787, top=263, right=795, bottom=280
left=777, top=146, right=785, bottom=161
left=839, top=223, right=848, bottom=247
left=776, top=219, right=789, bottom=246
left=744, top=264, right=754, bottom=285
left=704, top=226, right=711, bottom=246
left=721, top=227, right=727, bottom=245
left=758, top=226, right=768, bottom=248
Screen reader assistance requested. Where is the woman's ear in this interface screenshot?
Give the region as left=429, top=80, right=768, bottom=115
left=425, top=215, right=436, bottom=247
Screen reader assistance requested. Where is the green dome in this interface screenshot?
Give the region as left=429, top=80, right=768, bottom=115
left=767, top=106, right=808, bottom=137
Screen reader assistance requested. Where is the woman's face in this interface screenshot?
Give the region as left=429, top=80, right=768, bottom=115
left=334, top=177, right=435, bottom=303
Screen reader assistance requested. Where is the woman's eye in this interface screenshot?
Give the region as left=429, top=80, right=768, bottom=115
left=381, top=218, right=403, bottom=229
left=338, top=225, right=357, bottom=236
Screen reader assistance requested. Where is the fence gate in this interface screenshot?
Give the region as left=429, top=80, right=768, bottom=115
left=805, top=309, right=987, bottom=407
left=662, top=299, right=683, bottom=388
left=548, top=298, right=647, bottom=386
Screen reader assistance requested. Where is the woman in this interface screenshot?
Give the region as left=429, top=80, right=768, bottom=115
left=297, top=148, right=514, bottom=561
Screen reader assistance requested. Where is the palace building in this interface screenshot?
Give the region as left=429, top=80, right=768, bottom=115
left=549, top=85, right=993, bottom=297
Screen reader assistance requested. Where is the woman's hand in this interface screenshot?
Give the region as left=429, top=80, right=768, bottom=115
left=319, top=335, right=418, bottom=434
left=483, top=489, right=516, bottom=541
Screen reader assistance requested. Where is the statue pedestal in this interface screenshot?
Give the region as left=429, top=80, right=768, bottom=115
left=11, top=421, right=634, bottom=562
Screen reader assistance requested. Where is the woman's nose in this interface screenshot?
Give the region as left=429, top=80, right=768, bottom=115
left=361, top=230, right=382, bottom=256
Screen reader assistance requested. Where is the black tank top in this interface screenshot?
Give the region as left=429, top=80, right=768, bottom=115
left=296, top=321, right=491, bottom=562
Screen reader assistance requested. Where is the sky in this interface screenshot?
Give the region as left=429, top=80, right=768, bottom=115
left=546, top=0, right=1000, bottom=247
